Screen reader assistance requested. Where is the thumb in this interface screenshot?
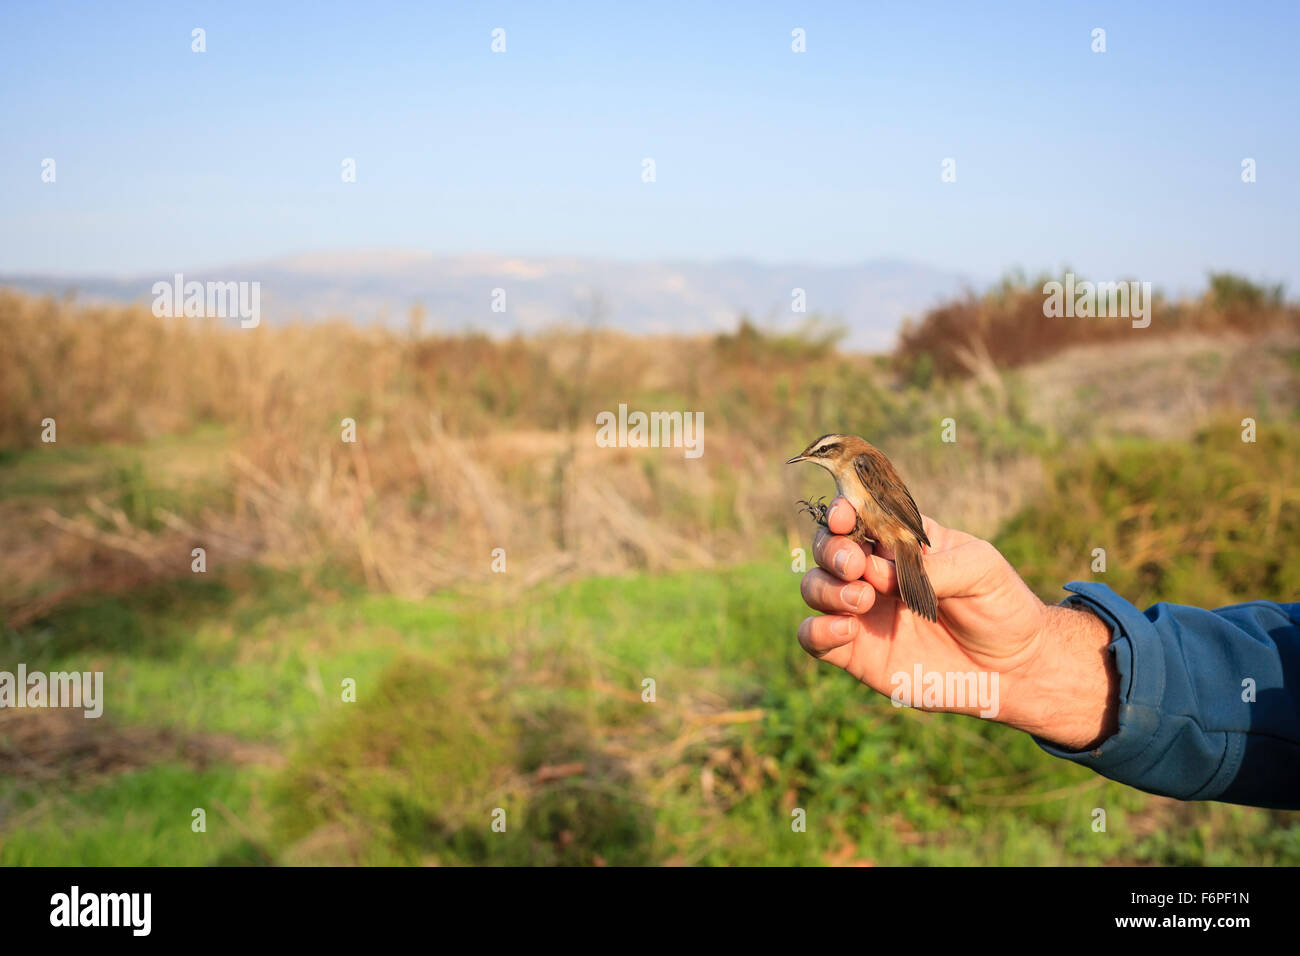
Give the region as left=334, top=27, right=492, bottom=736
left=826, top=497, right=857, bottom=535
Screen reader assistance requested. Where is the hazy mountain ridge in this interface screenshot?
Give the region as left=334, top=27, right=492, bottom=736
left=1, top=253, right=969, bottom=350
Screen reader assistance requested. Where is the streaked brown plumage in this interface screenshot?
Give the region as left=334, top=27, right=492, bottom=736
left=787, top=434, right=938, bottom=621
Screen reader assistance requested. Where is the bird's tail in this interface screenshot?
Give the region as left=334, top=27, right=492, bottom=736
left=896, top=542, right=938, bottom=622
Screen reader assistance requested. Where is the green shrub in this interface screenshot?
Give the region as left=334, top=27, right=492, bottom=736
left=997, top=422, right=1300, bottom=608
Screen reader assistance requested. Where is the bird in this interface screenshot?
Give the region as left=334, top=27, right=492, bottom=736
left=787, top=433, right=938, bottom=621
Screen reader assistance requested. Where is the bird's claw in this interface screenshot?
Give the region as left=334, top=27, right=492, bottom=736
left=796, top=497, right=831, bottom=529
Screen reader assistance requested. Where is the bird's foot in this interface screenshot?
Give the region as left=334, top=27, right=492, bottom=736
left=796, top=497, right=831, bottom=529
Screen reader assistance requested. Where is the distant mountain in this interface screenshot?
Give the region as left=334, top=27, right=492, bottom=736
left=0, top=252, right=969, bottom=351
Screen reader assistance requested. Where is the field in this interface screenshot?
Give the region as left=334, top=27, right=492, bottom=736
left=2, top=280, right=1298, bottom=865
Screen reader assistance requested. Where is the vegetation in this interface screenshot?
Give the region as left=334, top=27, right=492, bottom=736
left=895, top=271, right=1297, bottom=379
left=1, top=281, right=1297, bottom=865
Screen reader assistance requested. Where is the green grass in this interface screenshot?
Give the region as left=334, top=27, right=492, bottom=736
left=0, top=765, right=272, bottom=866
left=0, top=426, right=231, bottom=509
left=4, top=548, right=1297, bottom=866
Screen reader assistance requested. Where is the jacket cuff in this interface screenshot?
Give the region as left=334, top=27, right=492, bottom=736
left=1031, top=582, right=1239, bottom=800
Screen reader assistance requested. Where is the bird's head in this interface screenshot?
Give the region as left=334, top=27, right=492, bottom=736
left=786, top=433, right=870, bottom=475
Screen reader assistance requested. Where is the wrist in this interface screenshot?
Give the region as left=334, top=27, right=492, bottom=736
left=1001, top=603, right=1120, bottom=751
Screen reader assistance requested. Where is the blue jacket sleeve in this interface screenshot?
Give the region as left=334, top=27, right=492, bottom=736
left=1033, top=582, right=1300, bottom=810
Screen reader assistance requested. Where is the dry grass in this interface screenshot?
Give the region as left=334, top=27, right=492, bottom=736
left=0, top=290, right=860, bottom=617
left=0, top=708, right=283, bottom=783
left=2, top=285, right=1296, bottom=624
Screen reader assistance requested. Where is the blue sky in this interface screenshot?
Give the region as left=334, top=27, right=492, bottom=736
left=2, top=0, right=1297, bottom=294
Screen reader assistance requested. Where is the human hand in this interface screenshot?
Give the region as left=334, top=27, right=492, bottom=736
left=796, top=497, right=1118, bottom=750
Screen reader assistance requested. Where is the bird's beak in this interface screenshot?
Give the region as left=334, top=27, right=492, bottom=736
left=786, top=454, right=808, bottom=464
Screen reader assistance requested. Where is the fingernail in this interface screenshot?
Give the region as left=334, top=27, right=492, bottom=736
left=833, top=550, right=848, bottom=576
left=841, top=582, right=867, bottom=609
left=831, top=616, right=853, bottom=637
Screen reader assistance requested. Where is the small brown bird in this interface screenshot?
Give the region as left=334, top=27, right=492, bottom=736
left=787, top=434, right=938, bottom=621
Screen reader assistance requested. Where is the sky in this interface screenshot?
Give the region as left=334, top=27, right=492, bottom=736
left=2, top=0, right=1298, bottom=295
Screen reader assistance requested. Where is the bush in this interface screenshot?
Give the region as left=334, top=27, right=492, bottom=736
left=996, top=422, right=1300, bottom=608
left=895, top=272, right=1297, bottom=380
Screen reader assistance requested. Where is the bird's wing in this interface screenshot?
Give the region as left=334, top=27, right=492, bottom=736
left=854, top=453, right=930, bottom=548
